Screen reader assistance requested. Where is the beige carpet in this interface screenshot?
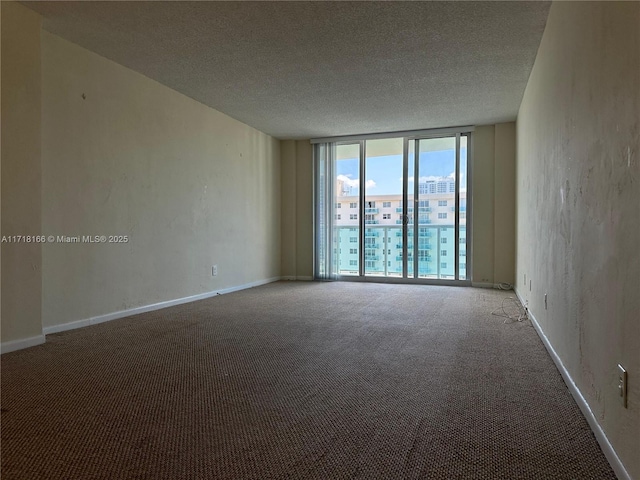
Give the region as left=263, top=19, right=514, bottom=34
left=1, top=281, right=616, bottom=479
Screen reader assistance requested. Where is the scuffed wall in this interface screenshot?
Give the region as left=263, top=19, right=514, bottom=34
left=41, top=31, right=281, bottom=329
left=516, top=2, right=639, bottom=478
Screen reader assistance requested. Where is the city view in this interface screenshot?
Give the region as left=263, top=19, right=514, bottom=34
left=332, top=136, right=468, bottom=280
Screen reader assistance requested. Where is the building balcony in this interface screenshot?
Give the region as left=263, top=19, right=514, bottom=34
left=365, top=208, right=379, bottom=214
left=365, top=220, right=379, bottom=225
left=418, top=207, right=432, bottom=212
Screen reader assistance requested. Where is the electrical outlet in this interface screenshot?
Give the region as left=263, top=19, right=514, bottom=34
left=618, top=364, right=627, bottom=408
left=212, top=265, right=218, bottom=276
left=544, top=293, right=547, bottom=310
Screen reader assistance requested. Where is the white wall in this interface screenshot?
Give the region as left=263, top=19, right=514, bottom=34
left=516, top=2, right=639, bottom=478
left=1, top=2, right=44, bottom=351
left=39, top=31, right=281, bottom=330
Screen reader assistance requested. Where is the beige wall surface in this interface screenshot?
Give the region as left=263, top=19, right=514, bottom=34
left=472, top=122, right=516, bottom=286
left=472, top=125, right=496, bottom=284
left=41, top=32, right=281, bottom=329
left=294, top=140, right=314, bottom=279
left=280, top=140, right=297, bottom=278
left=493, top=123, right=516, bottom=285
left=516, top=2, right=639, bottom=478
left=280, top=140, right=313, bottom=280
left=1, top=2, right=44, bottom=346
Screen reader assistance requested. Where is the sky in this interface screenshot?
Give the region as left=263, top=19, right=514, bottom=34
left=336, top=148, right=467, bottom=196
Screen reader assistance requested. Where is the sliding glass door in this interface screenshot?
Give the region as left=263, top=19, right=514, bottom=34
left=411, top=136, right=467, bottom=280
left=364, top=138, right=404, bottom=277
left=315, top=129, right=471, bottom=284
left=335, top=143, right=361, bottom=275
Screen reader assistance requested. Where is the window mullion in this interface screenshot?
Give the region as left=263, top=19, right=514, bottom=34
left=359, top=140, right=366, bottom=277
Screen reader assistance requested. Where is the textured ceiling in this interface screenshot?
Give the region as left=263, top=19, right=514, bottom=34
left=25, top=1, right=551, bottom=139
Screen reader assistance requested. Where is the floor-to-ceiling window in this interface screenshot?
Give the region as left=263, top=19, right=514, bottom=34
left=315, top=128, right=472, bottom=284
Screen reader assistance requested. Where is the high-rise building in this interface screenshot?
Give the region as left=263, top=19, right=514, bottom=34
left=334, top=177, right=466, bottom=278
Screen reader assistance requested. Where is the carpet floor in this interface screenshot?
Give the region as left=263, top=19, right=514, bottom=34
left=1, top=281, right=616, bottom=479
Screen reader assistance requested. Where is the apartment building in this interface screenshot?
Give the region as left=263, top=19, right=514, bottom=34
left=334, top=179, right=468, bottom=278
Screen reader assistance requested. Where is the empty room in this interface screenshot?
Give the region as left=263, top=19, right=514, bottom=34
left=1, top=1, right=638, bottom=479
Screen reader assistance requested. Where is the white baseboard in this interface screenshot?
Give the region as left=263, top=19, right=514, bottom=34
left=513, top=288, right=527, bottom=313
left=471, top=282, right=495, bottom=288
left=472, top=282, right=513, bottom=290
left=281, top=275, right=313, bottom=281
left=514, top=288, right=631, bottom=480
left=43, top=276, right=282, bottom=336
left=1, top=334, right=46, bottom=355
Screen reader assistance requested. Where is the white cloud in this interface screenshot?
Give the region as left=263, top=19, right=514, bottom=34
left=337, top=174, right=359, bottom=188
left=336, top=175, right=375, bottom=190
